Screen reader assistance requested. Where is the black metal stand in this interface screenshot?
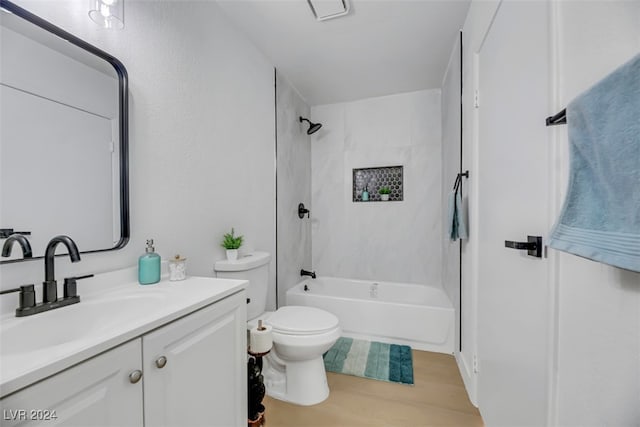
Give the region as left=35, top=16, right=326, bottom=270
left=247, top=349, right=269, bottom=426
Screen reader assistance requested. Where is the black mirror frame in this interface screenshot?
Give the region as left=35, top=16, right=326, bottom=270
left=0, top=0, right=130, bottom=263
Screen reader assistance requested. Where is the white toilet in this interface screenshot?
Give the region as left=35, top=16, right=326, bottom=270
left=214, top=251, right=340, bottom=406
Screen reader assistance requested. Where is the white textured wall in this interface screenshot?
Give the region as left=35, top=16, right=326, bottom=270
left=311, top=90, right=442, bottom=286
left=553, top=2, right=640, bottom=425
left=0, top=0, right=277, bottom=312
left=276, top=72, right=312, bottom=307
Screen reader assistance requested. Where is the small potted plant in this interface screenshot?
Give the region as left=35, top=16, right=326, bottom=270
left=378, top=186, right=391, bottom=201
left=221, top=228, right=243, bottom=261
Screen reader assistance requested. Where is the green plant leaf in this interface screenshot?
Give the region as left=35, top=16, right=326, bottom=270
left=221, top=227, right=244, bottom=249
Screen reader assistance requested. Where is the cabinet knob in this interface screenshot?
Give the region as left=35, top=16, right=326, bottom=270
left=128, top=369, right=143, bottom=384
left=155, top=356, right=167, bottom=369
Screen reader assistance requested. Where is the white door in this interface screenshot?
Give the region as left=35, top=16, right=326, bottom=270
left=0, top=339, right=143, bottom=427
left=476, top=1, right=551, bottom=425
left=143, top=292, right=247, bottom=427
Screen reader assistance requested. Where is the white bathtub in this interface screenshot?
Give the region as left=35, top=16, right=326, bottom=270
left=286, top=277, right=454, bottom=354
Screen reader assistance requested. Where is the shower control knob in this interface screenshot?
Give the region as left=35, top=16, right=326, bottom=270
left=128, top=370, right=143, bottom=384
left=155, top=356, right=167, bottom=369
left=298, top=203, right=310, bottom=219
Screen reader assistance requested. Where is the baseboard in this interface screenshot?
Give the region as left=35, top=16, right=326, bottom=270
left=455, top=351, right=478, bottom=407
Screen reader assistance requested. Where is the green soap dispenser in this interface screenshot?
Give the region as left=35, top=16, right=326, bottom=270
left=139, top=239, right=161, bottom=285
left=362, top=185, right=369, bottom=201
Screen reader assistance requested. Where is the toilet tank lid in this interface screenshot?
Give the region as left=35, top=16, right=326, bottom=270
left=214, top=251, right=271, bottom=272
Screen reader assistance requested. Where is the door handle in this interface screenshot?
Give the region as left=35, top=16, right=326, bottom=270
left=504, top=236, right=542, bottom=258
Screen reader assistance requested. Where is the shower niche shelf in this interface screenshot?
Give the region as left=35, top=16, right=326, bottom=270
left=353, top=166, right=403, bottom=202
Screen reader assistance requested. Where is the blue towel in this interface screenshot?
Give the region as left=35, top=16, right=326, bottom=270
left=448, top=189, right=468, bottom=241
left=549, top=53, right=640, bottom=272
left=447, top=191, right=456, bottom=240
left=456, top=191, right=468, bottom=240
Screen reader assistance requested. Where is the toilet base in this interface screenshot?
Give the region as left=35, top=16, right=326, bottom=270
left=263, top=352, right=330, bottom=406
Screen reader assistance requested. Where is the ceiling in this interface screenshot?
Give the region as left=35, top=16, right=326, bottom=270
left=216, top=0, right=471, bottom=106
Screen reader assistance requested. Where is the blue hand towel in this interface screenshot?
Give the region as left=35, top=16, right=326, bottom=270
left=447, top=191, right=457, bottom=240
left=456, top=191, right=468, bottom=241
left=549, top=53, right=640, bottom=272
left=447, top=189, right=468, bottom=241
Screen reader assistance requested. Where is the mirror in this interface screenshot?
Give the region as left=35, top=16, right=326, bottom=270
left=0, top=1, right=129, bottom=262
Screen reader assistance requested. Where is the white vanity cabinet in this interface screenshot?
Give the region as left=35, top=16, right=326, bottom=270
left=0, top=339, right=144, bottom=427
left=0, top=290, right=247, bottom=427
left=143, top=290, right=247, bottom=426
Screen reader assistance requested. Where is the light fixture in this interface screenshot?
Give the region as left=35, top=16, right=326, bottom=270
left=299, top=117, right=322, bottom=135
left=88, top=0, right=124, bottom=29
left=306, top=0, right=350, bottom=22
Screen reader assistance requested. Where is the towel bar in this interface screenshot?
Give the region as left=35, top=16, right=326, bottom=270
left=546, top=108, right=567, bottom=126
left=453, top=171, right=470, bottom=192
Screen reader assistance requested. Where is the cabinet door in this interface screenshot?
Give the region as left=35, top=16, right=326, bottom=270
left=143, top=291, right=247, bottom=427
left=0, top=339, right=143, bottom=427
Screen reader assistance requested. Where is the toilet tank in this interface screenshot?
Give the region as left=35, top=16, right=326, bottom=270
left=214, top=251, right=270, bottom=320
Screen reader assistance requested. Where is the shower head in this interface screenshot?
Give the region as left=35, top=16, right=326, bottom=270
left=299, top=116, right=322, bottom=135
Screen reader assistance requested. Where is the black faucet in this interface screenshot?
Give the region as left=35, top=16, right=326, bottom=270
left=1, top=234, right=33, bottom=259
left=300, top=269, right=316, bottom=279
left=43, top=235, right=81, bottom=303
left=1, top=235, right=90, bottom=317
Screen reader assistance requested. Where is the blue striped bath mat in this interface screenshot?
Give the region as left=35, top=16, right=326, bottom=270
left=323, top=337, right=414, bottom=385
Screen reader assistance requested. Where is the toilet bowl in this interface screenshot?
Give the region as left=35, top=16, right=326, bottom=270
left=249, top=306, right=341, bottom=406
left=214, top=252, right=341, bottom=406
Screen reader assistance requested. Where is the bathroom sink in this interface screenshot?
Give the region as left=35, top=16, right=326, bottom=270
left=0, top=293, right=165, bottom=356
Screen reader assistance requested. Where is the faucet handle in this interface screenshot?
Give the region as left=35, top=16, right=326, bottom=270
left=63, top=274, right=94, bottom=299
left=298, top=203, right=310, bottom=219
left=1, top=285, right=36, bottom=312
left=18, top=285, right=36, bottom=310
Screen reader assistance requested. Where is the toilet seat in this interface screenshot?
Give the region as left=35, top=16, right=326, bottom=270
left=268, top=306, right=339, bottom=336
left=250, top=306, right=339, bottom=336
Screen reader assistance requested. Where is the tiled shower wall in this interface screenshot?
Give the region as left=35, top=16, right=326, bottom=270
left=276, top=71, right=312, bottom=306
left=311, top=89, right=442, bottom=285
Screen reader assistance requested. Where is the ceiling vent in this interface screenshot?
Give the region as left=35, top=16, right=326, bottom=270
left=306, top=0, right=350, bottom=21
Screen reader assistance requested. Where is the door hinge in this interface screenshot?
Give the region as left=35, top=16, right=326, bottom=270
left=473, top=354, right=479, bottom=373
left=474, top=90, right=480, bottom=108
left=109, top=141, right=115, bottom=153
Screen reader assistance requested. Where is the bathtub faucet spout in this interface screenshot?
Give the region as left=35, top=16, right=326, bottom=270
left=300, top=269, right=316, bottom=279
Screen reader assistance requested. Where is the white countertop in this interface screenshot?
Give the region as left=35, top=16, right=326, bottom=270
left=0, top=275, right=247, bottom=398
